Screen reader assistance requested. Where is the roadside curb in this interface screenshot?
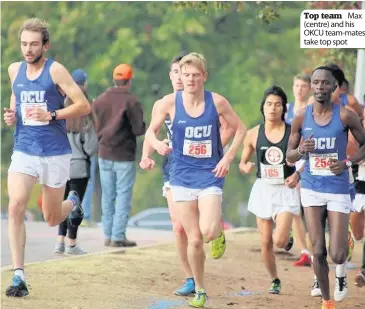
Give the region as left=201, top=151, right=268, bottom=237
left=1, top=226, right=258, bottom=271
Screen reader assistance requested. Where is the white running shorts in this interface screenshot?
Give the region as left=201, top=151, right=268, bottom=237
left=171, top=185, right=223, bottom=202
left=301, top=188, right=352, bottom=214
left=8, top=151, right=71, bottom=188
left=248, top=178, right=301, bottom=220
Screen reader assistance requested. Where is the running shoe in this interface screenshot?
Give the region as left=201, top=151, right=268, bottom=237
left=5, top=275, right=29, bottom=297
left=334, top=276, right=348, bottom=302
left=188, top=288, right=207, bottom=308
left=354, top=269, right=365, bottom=287
left=311, top=279, right=322, bottom=297
left=211, top=230, right=226, bottom=259
left=269, top=278, right=281, bottom=294
left=293, top=252, right=311, bottom=266
left=284, top=229, right=294, bottom=252
left=322, top=299, right=335, bottom=309
left=174, top=278, right=195, bottom=296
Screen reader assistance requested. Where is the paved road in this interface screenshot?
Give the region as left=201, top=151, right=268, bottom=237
left=1, top=220, right=174, bottom=267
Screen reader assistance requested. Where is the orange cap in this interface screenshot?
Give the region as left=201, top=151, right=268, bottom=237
left=113, top=64, right=133, bottom=80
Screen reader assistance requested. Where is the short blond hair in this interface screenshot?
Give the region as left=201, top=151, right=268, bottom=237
left=179, top=52, right=207, bottom=73
left=293, top=73, right=310, bottom=84
left=19, top=18, right=50, bottom=45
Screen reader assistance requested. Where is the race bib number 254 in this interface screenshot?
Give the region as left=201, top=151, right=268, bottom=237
left=309, top=153, right=338, bottom=176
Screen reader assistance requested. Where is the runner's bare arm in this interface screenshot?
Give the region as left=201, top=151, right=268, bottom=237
left=219, top=115, right=235, bottom=148
left=8, top=63, right=22, bottom=110
left=347, top=95, right=364, bottom=122
left=214, top=94, right=247, bottom=163
left=286, top=110, right=305, bottom=163
left=50, top=62, right=91, bottom=119
left=239, top=127, right=257, bottom=173
left=343, top=109, right=365, bottom=164
left=145, top=95, right=173, bottom=154
left=3, top=63, right=21, bottom=126
left=141, top=100, right=162, bottom=159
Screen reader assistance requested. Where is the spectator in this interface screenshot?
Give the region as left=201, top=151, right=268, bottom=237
left=54, top=69, right=98, bottom=255
left=72, top=70, right=100, bottom=227
left=93, top=64, right=145, bottom=247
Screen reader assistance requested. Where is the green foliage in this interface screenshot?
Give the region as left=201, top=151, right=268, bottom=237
left=1, top=2, right=356, bottom=226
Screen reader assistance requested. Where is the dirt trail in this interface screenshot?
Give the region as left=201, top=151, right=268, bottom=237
left=1, top=230, right=364, bottom=309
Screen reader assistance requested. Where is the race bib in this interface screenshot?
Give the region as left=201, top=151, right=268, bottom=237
left=21, top=103, right=49, bottom=126
left=260, top=163, right=284, bottom=184
left=358, top=162, right=365, bottom=181
left=183, top=139, right=212, bottom=158
left=309, top=153, right=338, bottom=176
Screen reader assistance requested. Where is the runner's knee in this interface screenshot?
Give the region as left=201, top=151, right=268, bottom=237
left=312, top=244, right=327, bottom=262
left=273, top=234, right=288, bottom=249
left=172, top=220, right=185, bottom=235
left=188, top=236, right=204, bottom=250
left=8, top=199, right=27, bottom=221
left=353, top=228, right=364, bottom=241
left=259, top=232, right=273, bottom=249
left=43, top=212, right=60, bottom=227
left=201, top=223, right=220, bottom=241
left=329, top=247, right=347, bottom=264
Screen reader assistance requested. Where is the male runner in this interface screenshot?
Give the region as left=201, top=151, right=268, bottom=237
left=140, top=53, right=196, bottom=296
left=240, top=85, right=301, bottom=294
left=287, top=65, right=365, bottom=309
left=350, top=104, right=365, bottom=288
left=285, top=74, right=312, bottom=267
left=3, top=18, right=90, bottom=297
left=308, top=64, right=358, bottom=300
left=140, top=54, right=235, bottom=296
left=145, top=52, right=246, bottom=307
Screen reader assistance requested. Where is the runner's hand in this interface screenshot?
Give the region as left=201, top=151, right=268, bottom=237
left=239, top=161, right=255, bottom=174
left=285, top=173, right=299, bottom=189
left=139, top=157, right=155, bottom=170
left=3, top=108, right=16, bottom=126
left=300, top=133, right=315, bottom=153
left=328, top=158, right=346, bottom=175
left=155, top=139, right=172, bottom=156
left=29, top=107, right=50, bottom=122
left=213, top=157, right=230, bottom=178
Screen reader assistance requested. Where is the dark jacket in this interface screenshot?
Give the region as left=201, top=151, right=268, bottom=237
left=92, top=87, right=145, bottom=161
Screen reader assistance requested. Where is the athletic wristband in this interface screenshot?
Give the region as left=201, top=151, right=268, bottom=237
left=286, top=159, right=295, bottom=167
left=344, top=158, right=352, bottom=169
left=297, top=146, right=304, bottom=156
left=50, top=111, right=57, bottom=121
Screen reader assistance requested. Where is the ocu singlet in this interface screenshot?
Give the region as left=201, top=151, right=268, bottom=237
left=12, top=58, right=71, bottom=156
left=256, top=124, right=295, bottom=184
left=169, top=90, right=224, bottom=189
left=340, top=93, right=348, bottom=107
left=285, top=102, right=295, bottom=125
left=301, top=104, right=349, bottom=194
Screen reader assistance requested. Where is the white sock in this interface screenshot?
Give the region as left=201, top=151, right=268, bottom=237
left=301, top=249, right=311, bottom=256
left=336, top=262, right=347, bottom=278
left=311, top=256, right=317, bottom=280
left=14, top=269, right=25, bottom=281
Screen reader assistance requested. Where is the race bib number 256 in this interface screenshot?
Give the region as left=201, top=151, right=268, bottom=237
left=183, top=139, right=212, bottom=158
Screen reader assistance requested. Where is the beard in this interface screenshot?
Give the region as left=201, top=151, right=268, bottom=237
left=26, top=53, right=43, bottom=64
